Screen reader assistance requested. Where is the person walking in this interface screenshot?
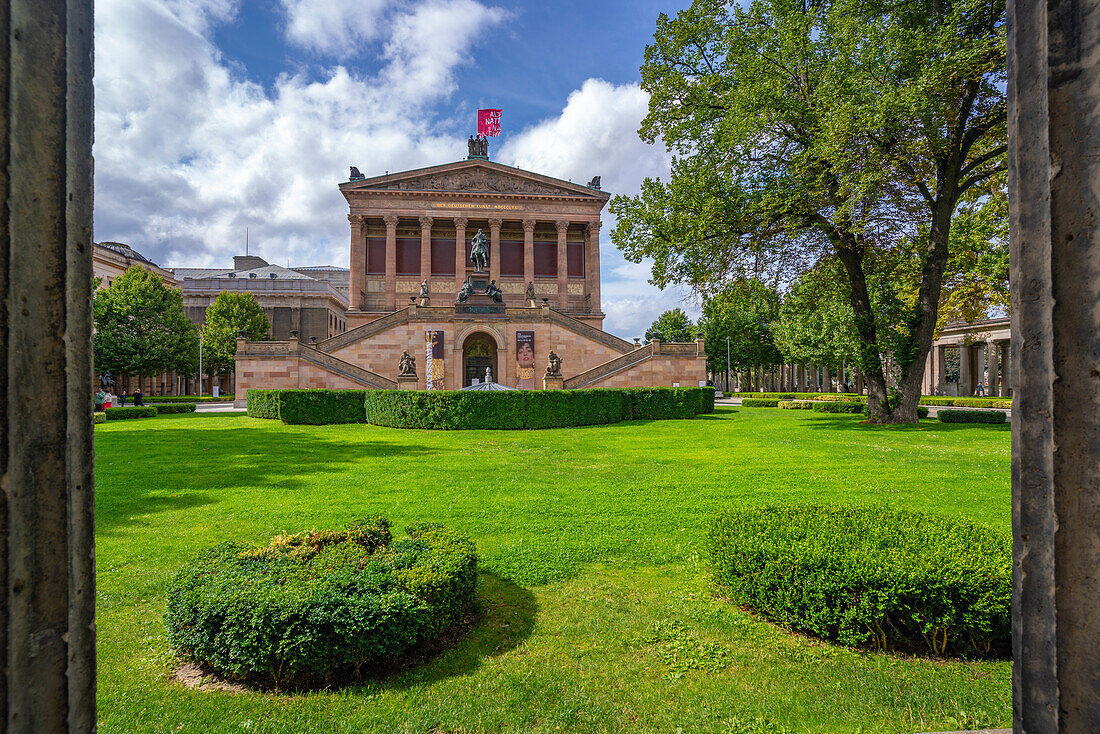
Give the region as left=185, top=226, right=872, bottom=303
left=94, top=389, right=106, bottom=412
left=132, top=388, right=144, bottom=406
left=119, top=391, right=128, bottom=407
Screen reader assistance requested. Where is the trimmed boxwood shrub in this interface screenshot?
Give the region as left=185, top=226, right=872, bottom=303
left=104, top=406, right=158, bottom=420
left=938, top=408, right=1007, bottom=424
left=626, top=387, right=708, bottom=420
left=741, top=398, right=780, bottom=407
left=951, top=398, right=1012, bottom=409
left=778, top=400, right=815, bottom=410
left=93, top=411, right=106, bottom=424
left=710, top=505, right=1010, bottom=656
left=279, top=389, right=369, bottom=425
left=148, top=395, right=234, bottom=403
left=152, top=403, right=196, bottom=414
left=165, top=518, right=477, bottom=686
left=246, top=389, right=281, bottom=419
left=811, top=395, right=866, bottom=403
left=811, top=401, right=863, bottom=413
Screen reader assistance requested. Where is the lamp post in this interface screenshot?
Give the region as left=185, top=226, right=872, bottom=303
left=726, top=336, right=731, bottom=393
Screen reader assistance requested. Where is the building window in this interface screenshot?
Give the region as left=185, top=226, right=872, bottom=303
left=367, top=238, right=386, bottom=274
left=500, top=240, right=523, bottom=276
left=567, top=243, right=585, bottom=277
left=431, top=239, right=456, bottom=275
left=534, top=242, right=557, bottom=277
left=396, top=238, right=419, bottom=275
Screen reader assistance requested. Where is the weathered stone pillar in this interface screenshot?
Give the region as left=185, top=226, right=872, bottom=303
left=3, top=0, right=96, bottom=729
left=383, top=214, right=398, bottom=310
left=1009, top=0, right=1100, bottom=725
left=959, top=343, right=973, bottom=396
left=453, top=217, right=467, bottom=294
left=522, top=218, right=536, bottom=289
left=418, top=215, right=432, bottom=287
left=999, top=340, right=1011, bottom=397
left=397, top=375, right=418, bottom=390
left=586, top=221, right=601, bottom=313
left=556, top=220, right=569, bottom=309
left=488, top=218, right=502, bottom=286
left=543, top=375, right=564, bottom=390
left=974, top=342, right=986, bottom=394
left=348, top=215, right=365, bottom=310
left=936, top=344, right=947, bottom=395
left=988, top=342, right=1001, bottom=399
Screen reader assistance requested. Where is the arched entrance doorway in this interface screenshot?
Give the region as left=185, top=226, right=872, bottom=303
left=462, top=332, right=498, bottom=386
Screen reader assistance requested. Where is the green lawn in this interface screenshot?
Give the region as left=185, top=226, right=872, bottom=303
left=95, top=407, right=1011, bottom=733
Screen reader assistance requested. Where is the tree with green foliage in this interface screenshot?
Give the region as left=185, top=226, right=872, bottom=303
left=94, top=266, right=199, bottom=382
left=612, top=0, right=1006, bottom=422
left=201, top=291, right=270, bottom=379
left=644, top=308, right=696, bottom=343
left=697, top=279, right=783, bottom=389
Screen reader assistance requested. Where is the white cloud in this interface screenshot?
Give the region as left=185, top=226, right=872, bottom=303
left=93, top=0, right=505, bottom=269
left=281, top=0, right=393, bottom=58
left=499, top=79, right=687, bottom=338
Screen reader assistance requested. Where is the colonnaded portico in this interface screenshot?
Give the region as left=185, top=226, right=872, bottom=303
left=234, top=149, right=706, bottom=400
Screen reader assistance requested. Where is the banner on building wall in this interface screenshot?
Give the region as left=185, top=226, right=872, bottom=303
left=477, top=108, right=502, bottom=137
left=425, top=331, right=445, bottom=390
left=516, top=330, right=535, bottom=390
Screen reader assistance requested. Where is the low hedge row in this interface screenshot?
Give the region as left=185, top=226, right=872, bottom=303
left=778, top=400, right=815, bottom=410
left=151, top=403, right=196, bottom=414
left=142, top=394, right=235, bottom=403
left=94, top=412, right=106, bottom=424
left=811, top=395, right=866, bottom=403
left=728, top=392, right=862, bottom=400
left=247, top=387, right=715, bottom=429
left=920, top=396, right=1012, bottom=409
left=709, top=505, right=1010, bottom=657
left=104, top=406, right=158, bottom=420
left=938, top=409, right=1007, bottom=424
left=165, top=518, right=478, bottom=686
left=812, top=401, right=863, bottom=413
left=741, top=398, right=780, bottom=407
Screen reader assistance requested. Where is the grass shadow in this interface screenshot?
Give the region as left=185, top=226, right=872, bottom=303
left=95, top=421, right=435, bottom=534
left=797, top=413, right=1011, bottom=433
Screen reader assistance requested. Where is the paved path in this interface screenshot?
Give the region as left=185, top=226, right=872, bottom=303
left=194, top=402, right=245, bottom=413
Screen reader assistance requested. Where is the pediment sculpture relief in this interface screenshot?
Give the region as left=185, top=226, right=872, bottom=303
left=373, top=170, right=579, bottom=196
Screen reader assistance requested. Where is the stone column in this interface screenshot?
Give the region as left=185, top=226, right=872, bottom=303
left=523, top=218, right=536, bottom=289
left=348, top=214, right=365, bottom=310
left=586, top=221, right=602, bottom=313
left=556, top=220, right=570, bottom=309
left=999, top=340, right=1011, bottom=397
left=936, top=344, right=947, bottom=395
left=418, top=215, right=432, bottom=288
left=1009, top=0, right=1100, bottom=725
left=488, top=218, right=502, bottom=286
left=453, top=217, right=467, bottom=294
left=3, top=0, right=96, bottom=728
left=383, top=214, right=398, bottom=311
left=959, top=343, right=972, bottom=396
left=974, top=342, right=986, bottom=395
left=987, top=341, right=1000, bottom=398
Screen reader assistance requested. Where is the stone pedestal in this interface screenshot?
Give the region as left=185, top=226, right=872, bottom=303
left=543, top=375, right=564, bottom=390
left=397, top=375, right=418, bottom=390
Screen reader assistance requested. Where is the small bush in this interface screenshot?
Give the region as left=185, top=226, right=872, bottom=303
left=165, top=518, right=478, bottom=686
left=811, top=401, right=863, bottom=413
left=938, top=409, right=1007, bottom=424
left=246, top=389, right=281, bottom=419
left=741, top=398, right=780, bottom=407
left=93, top=412, right=106, bottom=424
left=778, top=400, right=815, bottom=410
left=104, top=406, right=158, bottom=420
left=811, top=395, right=866, bottom=403
left=152, top=403, right=196, bottom=414
left=709, top=505, right=1010, bottom=657
left=279, top=389, right=369, bottom=425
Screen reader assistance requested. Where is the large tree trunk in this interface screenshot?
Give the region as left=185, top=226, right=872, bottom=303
left=834, top=244, right=895, bottom=421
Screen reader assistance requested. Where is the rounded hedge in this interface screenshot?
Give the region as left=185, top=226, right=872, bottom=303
left=165, top=518, right=477, bottom=686
left=710, top=505, right=1010, bottom=656
left=104, top=406, right=158, bottom=420
left=740, top=398, right=780, bottom=407
left=778, top=400, right=815, bottom=410
left=938, top=408, right=1007, bottom=424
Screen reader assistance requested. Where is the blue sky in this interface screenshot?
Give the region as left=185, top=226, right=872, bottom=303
left=93, top=0, right=696, bottom=338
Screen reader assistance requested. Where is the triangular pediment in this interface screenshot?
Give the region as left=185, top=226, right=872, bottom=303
left=340, top=160, right=608, bottom=199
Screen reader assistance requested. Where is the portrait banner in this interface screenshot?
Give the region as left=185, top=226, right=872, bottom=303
left=425, top=330, right=445, bottom=390
left=516, top=330, right=535, bottom=390
left=477, top=108, right=502, bottom=137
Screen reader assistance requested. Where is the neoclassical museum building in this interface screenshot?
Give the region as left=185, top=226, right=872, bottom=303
left=233, top=150, right=706, bottom=403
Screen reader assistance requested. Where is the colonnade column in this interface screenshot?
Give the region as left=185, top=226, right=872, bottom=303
left=988, top=342, right=1001, bottom=398
left=959, top=343, right=973, bottom=396
left=523, top=218, right=536, bottom=291
left=587, top=221, right=602, bottom=314
left=999, top=340, right=1011, bottom=397
left=936, top=344, right=947, bottom=395
left=974, top=342, right=986, bottom=394
left=419, top=215, right=432, bottom=288
left=556, top=220, right=569, bottom=309
left=348, top=214, right=365, bottom=310
left=489, top=218, right=502, bottom=285
left=383, top=214, right=398, bottom=310
left=453, top=217, right=467, bottom=293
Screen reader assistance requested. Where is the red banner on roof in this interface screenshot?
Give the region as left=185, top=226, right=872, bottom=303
left=477, top=109, right=502, bottom=137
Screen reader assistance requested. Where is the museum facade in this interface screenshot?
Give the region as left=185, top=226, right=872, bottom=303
left=233, top=153, right=705, bottom=403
